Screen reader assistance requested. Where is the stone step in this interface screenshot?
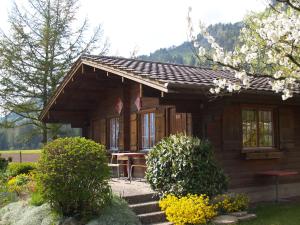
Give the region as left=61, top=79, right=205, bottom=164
left=148, top=222, right=173, bottom=225
left=138, top=211, right=167, bottom=224
left=212, top=215, right=238, bottom=225
left=237, top=213, right=257, bottom=221
left=124, top=193, right=159, bottom=204
left=130, top=201, right=161, bottom=214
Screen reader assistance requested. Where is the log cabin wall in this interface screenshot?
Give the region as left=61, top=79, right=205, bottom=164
left=202, top=98, right=300, bottom=190
left=88, top=80, right=193, bottom=151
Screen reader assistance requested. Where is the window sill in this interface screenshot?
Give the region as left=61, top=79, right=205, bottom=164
left=241, top=147, right=278, bottom=153
left=243, top=150, right=283, bottom=160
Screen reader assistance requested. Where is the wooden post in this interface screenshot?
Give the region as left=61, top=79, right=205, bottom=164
left=81, top=65, right=84, bottom=74
left=139, top=84, right=143, bottom=97
left=19, top=151, right=22, bottom=163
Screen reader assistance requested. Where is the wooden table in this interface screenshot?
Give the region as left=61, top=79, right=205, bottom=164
left=111, top=152, right=146, bottom=180
left=257, top=170, right=298, bottom=202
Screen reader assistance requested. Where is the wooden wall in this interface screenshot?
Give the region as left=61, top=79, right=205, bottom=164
left=87, top=81, right=192, bottom=152
left=202, top=101, right=300, bottom=189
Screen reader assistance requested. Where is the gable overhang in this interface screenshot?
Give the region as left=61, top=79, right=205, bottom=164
left=39, top=58, right=170, bottom=123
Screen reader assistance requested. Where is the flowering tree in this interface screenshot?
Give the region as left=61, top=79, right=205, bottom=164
left=188, top=0, right=300, bottom=100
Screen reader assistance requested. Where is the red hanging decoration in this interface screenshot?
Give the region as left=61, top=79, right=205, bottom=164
left=135, top=95, right=141, bottom=111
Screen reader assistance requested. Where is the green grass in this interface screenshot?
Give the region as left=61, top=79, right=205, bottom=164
left=0, top=149, right=41, bottom=154
left=240, top=202, right=300, bottom=225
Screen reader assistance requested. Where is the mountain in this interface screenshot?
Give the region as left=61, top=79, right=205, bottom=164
left=138, top=22, right=243, bottom=66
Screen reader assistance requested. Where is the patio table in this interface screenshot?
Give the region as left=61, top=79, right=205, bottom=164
left=111, top=152, right=146, bottom=180
left=257, top=170, right=298, bottom=202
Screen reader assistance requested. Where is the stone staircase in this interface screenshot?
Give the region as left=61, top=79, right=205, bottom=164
left=124, top=193, right=172, bottom=225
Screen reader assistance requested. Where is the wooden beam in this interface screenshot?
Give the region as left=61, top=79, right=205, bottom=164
left=139, top=84, right=143, bottom=97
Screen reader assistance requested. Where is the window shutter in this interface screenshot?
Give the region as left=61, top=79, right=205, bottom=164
left=100, top=119, right=106, bottom=146
left=155, top=108, right=166, bottom=143
left=222, top=105, right=241, bottom=149
left=279, top=107, right=295, bottom=149
left=92, top=119, right=101, bottom=143
left=186, top=113, right=193, bottom=135
left=130, top=113, right=138, bottom=151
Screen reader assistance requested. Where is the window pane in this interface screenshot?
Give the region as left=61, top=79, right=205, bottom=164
left=242, top=110, right=257, bottom=147
left=142, top=114, right=149, bottom=149
left=115, top=118, right=119, bottom=149
left=259, top=110, right=273, bottom=147
left=110, top=118, right=119, bottom=150
left=149, top=113, right=155, bottom=147
left=110, top=119, right=115, bottom=149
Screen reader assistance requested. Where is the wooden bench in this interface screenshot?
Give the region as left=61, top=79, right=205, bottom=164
left=257, top=170, right=298, bottom=202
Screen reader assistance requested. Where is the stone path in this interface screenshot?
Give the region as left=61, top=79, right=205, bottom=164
left=109, top=178, right=154, bottom=197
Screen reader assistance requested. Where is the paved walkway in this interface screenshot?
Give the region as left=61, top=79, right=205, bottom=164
left=109, top=178, right=154, bottom=197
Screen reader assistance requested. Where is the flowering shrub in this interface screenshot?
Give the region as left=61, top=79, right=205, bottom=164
left=159, top=194, right=217, bottom=225
left=146, top=134, right=228, bottom=197
left=188, top=1, right=300, bottom=101
left=214, top=193, right=249, bottom=213
left=7, top=173, right=31, bottom=196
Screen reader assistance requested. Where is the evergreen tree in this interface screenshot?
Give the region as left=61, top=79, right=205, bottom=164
left=0, top=0, right=108, bottom=143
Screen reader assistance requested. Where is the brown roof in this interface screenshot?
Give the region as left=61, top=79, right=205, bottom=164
left=39, top=54, right=299, bottom=121
left=81, top=54, right=276, bottom=92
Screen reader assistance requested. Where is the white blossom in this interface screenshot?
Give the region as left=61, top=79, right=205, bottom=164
left=188, top=2, right=300, bottom=100
left=198, top=47, right=206, bottom=57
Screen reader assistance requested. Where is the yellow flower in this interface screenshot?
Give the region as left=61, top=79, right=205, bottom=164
left=159, top=194, right=217, bottom=225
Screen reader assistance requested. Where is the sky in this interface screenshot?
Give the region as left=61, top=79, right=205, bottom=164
left=0, top=0, right=267, bottom=57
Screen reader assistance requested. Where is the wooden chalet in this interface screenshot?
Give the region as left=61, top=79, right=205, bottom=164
left=40, top=55, right=300, bottom=201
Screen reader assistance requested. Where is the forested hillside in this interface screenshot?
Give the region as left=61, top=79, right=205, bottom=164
left=139, top=22, right=243, bottom=66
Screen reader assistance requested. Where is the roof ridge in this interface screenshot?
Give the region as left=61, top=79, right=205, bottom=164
left=81, top=54, right=228, bottom=72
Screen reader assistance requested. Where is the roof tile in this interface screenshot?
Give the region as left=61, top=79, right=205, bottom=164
left=81, top=55, right=299, bottom=93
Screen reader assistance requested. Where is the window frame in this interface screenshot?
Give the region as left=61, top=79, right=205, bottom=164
left=108, top=117, right=120, bottom=151
left=140, top=111, right=156, bottom=150
left=241, top=105, right=276, bottom=151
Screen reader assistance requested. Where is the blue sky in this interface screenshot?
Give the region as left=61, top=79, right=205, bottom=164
left=0, top=0, right=267, bottom=57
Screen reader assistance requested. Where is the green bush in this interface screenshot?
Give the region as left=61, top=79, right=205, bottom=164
left=37, top=137, right=112, bottom=218
left=214, top=193, right=249, bottom=213
left=0, top=154, right=9, bottom=172
left=7, top=162, right=37, bottom=177
left=146, top=134, right=228, bottom=197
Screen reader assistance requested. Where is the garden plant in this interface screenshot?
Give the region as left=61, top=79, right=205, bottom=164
left=146, top=134, right=228, bottom=197
left=36, top=137, right=112, bottom=218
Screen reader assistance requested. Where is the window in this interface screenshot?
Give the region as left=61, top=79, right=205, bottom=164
left=141, top=112, right=155, bottom=149
left=242, top=109, right=273, bottom=148
left=109, top=117, right=119, bottom=150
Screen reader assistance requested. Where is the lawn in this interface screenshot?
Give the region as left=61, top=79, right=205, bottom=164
left=0, top=149, right=41, bottom=154
left=240, top=202, right=300, bottom=225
